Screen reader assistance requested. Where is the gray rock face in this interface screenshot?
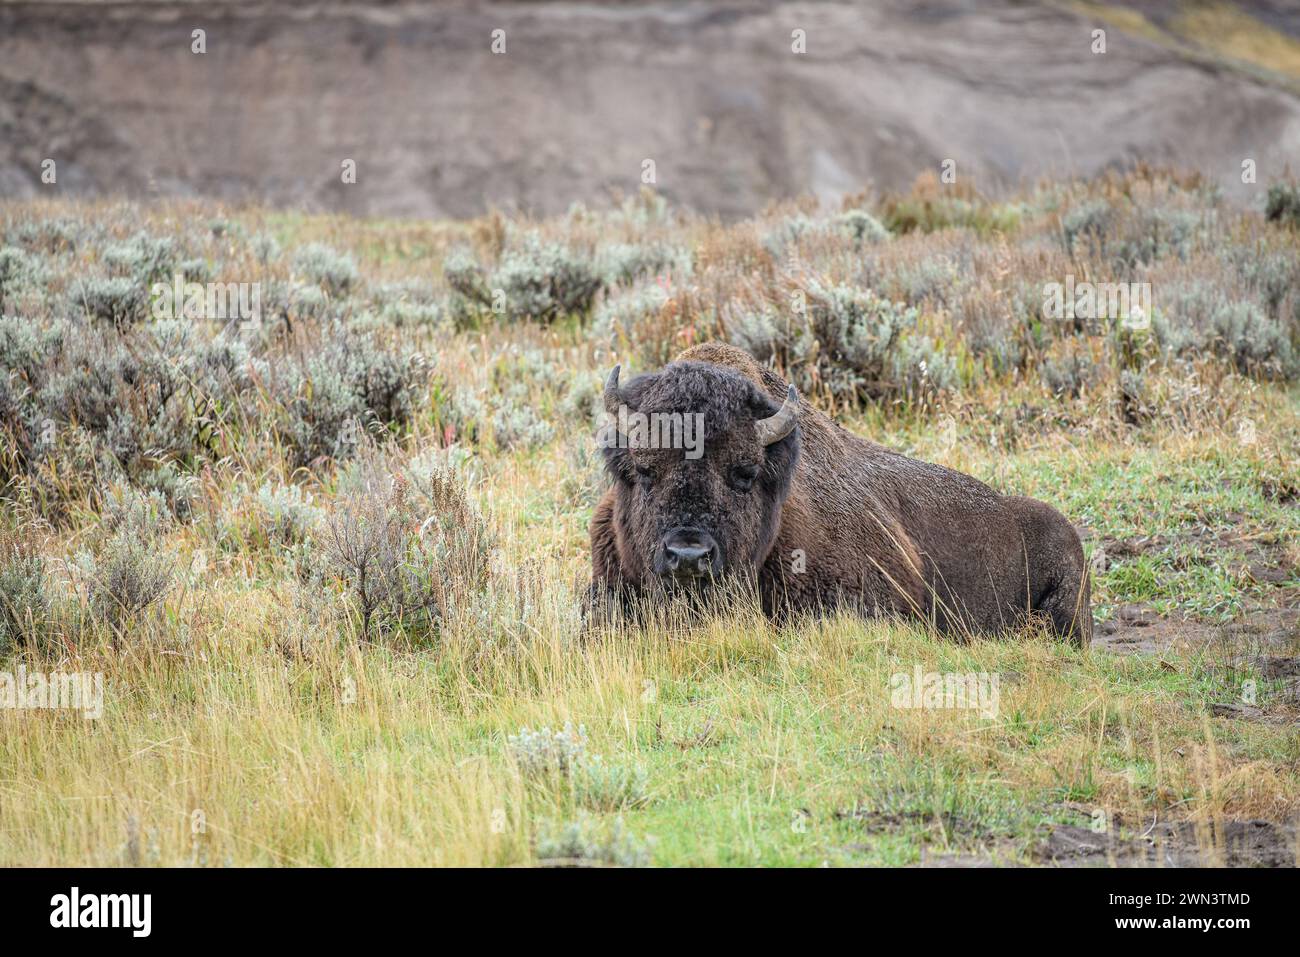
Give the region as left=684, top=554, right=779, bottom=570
left=2, top=0, right=1299, bottom=217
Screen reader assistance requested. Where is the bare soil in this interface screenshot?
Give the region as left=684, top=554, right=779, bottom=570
left=1033, top=819, right=1298, bottom=868
left=1093, top=603, right=1300, bottom=657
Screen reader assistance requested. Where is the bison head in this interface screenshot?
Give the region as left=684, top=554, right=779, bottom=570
left=599, top=360, right=800, bottom=587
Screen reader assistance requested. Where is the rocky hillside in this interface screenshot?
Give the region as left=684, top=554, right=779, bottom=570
left=3, top=0, right=1300, bottom=217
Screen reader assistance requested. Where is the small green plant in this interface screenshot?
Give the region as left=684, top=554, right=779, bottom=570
left=0, top=246, right=41, bottom=311
left=508, top=722, right=589, bottom=778
left=574, top=754, right=651, bottom=812
left=508, top=723, right=650, bottom=811
left=70, top=277, right=148, bottom=326
left=1062, top=199, right=1112, bottom=258
left=277, top=325, right=428, bottom=466
left=891, top=333, right=958, bottom=405
left=731, top=277, right=922, bottom=405
left=266, top=281, right=331, bottom=325
left=442, top=247, right=493, bottom=316
left=256, top=482, right=323, bottom=546
left=491, top=237, right=603, bottom=323
left=534, top=814, right=653, bottom=867
left=0, top=529, right=51, bottom=654
left=369, top=282, right=443, bottom=328
left=1041, top=348, right=1098, bottom=399
left=1264, top=183, right=1300, bottom=228
left=837, top=208, right=890, bottom=244
left=591, top=285, right=669, bottom=350
left=599, top=242, right=691, bottom=287
left=101, top=232, right=178, bottom=285
left=293, top=243, right=359, bottom=297
left=322, top=446, right=491, bottom=640
left=1208, top=301, right=1296, bottom=380
left=5, top=217, right=85, bottom=254
left=220, top=481, right=323, bottom=552
left=249, top=232, right=281, bottom=265
left=491, top=398, right=555, bottom=451
left=73, top=486, right=175, bottom=633
left=762, top=214, right=817, bottom=260
left=763, top=210, right=889, bottom=261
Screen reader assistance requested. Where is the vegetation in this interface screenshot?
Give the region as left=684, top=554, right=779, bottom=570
left=0, top=168, right=1297, bottom=865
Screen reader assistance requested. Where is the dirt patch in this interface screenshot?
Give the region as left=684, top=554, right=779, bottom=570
left=1093, top=603, right=1300, bottom=723
left=1094, top=527, right=1299, bottom=588
left=1216, top=607, right=1300, bottom=653
left=835, top=807, right=987, bottom=840
left=1087, top=520, right=1299, bottom=657
left=844, top=806, right=1300, bottom=867
left=915, top=846, right=1021, bottom=867
left=1252, top=656, right=1300, bottom=679
left=1093, top=603, right=1300, bottom=657
left=1093, top=603, right=1217, bottom=655
left=1209, top=669, right=1300, bottom=727
left=836, top=807, right=1025, bottom=866
left=1034, top=819, right=1298, bottom=868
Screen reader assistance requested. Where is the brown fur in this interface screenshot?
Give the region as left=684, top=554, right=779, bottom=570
left=590, top=342, right=1092, bottom=642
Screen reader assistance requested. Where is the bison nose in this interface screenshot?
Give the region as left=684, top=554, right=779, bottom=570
left=667, top=543, right=710, bottom=566
left=660, top=529, right=720, bottom=579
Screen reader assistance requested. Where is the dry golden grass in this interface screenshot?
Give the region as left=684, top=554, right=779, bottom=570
left=1, top=172, right=1298, bottom=865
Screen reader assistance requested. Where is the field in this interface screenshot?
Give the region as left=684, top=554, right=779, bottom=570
left=0, top=169, right=1298, bottom=866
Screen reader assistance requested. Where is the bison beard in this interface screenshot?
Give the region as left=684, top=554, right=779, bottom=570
left=589, top=342, right=1093, bottom=643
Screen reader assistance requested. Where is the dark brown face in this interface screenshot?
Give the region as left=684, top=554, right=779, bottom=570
left=600, top=361, right=800, bottom=586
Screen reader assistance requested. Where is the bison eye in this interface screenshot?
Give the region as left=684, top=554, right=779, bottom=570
left=730, top=463, right=760, bottom=491
left=634, top=463, right=654, bottom=485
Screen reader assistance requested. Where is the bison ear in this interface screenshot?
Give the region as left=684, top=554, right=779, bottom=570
left=597, top=367, right=634, bottom=482
left=751, top=387, right=799, bottom=493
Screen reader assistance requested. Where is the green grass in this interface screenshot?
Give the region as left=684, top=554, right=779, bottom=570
left=4, top=571, right=1295, bottom=866
left=1, top=185, right=1297, bottom=866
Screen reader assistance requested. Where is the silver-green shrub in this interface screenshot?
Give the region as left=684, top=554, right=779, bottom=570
left=732, top=278, right=923, bottom=404
left=1265, top=183, right=1300, bottom=228
left=0, top=529, right=50, bottom=654
left=293, top=242, right=359, bottom=297
left=891, top=334, right=958, bottom=404
left=508, top=722, right=589, bottom=778
left=70, top=277, right=148, bottom=326
left=101, top=232, right=177, bottom=284
left=491, top=237, right=603, bottom=323
left=837, top=208, right=891, bottom=244
left=534, top=815, right=652, bottom=867
left=322, top=447, right=491, bottom=640
left=73, top=486, right=174, bottom=631
left=599, top=242, right=691, bottom=287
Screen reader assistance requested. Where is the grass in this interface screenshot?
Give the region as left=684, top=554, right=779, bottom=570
left=1, top=169, right=1298, bottom=866
left=2, top=590, right=1296, bottom=866
left=1067, top=0, right=1300, bottom=91
left=1173, top=2, right=1300, bottom=81
left=1, top=405, right=1295, bottom=866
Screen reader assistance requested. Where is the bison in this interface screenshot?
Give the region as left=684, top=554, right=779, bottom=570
left=590, top=342, right=1092, bottom=642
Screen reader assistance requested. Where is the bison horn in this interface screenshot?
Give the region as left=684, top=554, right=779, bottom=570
left=604, top=364, right=623, bottom=417
left=755, top=385, right=799, bottom=446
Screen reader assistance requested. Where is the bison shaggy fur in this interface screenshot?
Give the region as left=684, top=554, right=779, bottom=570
left=590, top=342, right=1092, bottom=642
